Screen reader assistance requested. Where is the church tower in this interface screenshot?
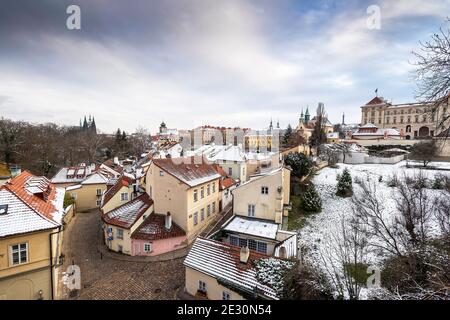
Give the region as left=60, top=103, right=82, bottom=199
left=304, top=106, right=310, bottom=124
left=299, top=108, right=305, bottom=125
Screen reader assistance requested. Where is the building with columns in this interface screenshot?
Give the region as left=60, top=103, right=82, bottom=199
left=360, top=96, right=449, bottom=139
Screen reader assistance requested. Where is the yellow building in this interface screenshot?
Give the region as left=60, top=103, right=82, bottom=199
left=66, top=172, right=109, bottom=212
left=244, top=130, right=275, bottom=152
left=101, top=176, right=135, bottom=214
left=184, top=238, right=294, bottom=300
left=232, top=166, right=291, bottom=224
left=145, top=157, right=221, bottom=242
left=0, top=171, right=65, bottom=300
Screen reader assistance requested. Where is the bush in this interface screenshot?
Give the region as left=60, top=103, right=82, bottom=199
left=336, top=168, right=353, bottom=197
left=432, top=174, right=447, bottom=190
left=387, top=174, right=400, bottom=187
left=302, top=184, right=322, bottom=213
left=63, top=193, right=75, bottom=209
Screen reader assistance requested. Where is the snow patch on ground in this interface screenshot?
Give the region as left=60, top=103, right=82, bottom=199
left=297, top=161, right=450, bottom=299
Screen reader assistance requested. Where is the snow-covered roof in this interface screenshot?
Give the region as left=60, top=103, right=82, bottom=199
left=245, top=151, right=276, bottom=161
left=223, top=216, right=279, bottom=240
left=0, top=171, right=64, bottom=237
left=184, top=238, right=280, bottom=300
left=353, top=128, right=400, bottom=136
left=66, top=184, right=82, bottom=191
left=51, top=165, right=93, bottom=184
left=359, top=123, right=378, bottom=129
left=81, top=172, right=109, bottom=185
left=187, top=144, right=247, bottom=162
left=102, top=193, right=153, bottom=229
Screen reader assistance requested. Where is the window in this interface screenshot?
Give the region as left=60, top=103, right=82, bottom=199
left=71, top=192, right=77, bottom=200
left=212, top=202, right=216, bottom=213
left=159, top=171, right=164, bottom=176
left=194, top=189, right=198, bottom=202
left=248, top=204, right=255, bottom=217
left=207, top=204, right=211, bottom=217
left=117, top=228, right=124, bottom=240
left=198, top=280, right=207, bottom=293
left=207, top=184, right=210, bottom=196
left=121, top=193, right=128, bottom=201
left=201, top=208, right=205, bottom=221
left=222, top=291, right=231, bottom=300
left=386, top=117, right=390, bottom=124
left=193, top=212, right=198, bottom=226
left=144, top=243, right=152, bottom=253
left=201, top=187, right=204, bottom=199
left=96, top=189, right=102, bottom=196
left=10, top=243, right=28, bottom=265
left=239, top=238, right=247, bottom=248
left=96, top=200, right=102, bottom=206
left=257, top=242, right=267, bottom=254
left=212, top=183, right=215, bottom=193
left=261, top=186, right=269, bottom=195
left=248, top=239, right=257, bottom=251
left=230, top=236, right=238, bottom=246
left=228, top=167, right=232, bottom=176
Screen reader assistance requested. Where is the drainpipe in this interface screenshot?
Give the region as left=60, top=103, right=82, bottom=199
left=49, top=226, right=62, bottom=300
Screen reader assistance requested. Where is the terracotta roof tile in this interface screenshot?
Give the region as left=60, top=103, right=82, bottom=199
left=153, top=157, right=220, bottom=187
left=131, top=214, right=186, bottom=241
left=1, top=171, right=62, bottom=224
left=102, top=176, right=131, bottom=207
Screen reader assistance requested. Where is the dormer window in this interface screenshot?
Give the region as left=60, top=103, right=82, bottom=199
left=0, top=204, right=8, bottom=215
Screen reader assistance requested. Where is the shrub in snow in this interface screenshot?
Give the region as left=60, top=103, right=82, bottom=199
left=387, top=174, right=400, bottom=187
left=336, top=168, right=353, bottom=197
left=432, top=173, right=449, bottom=190
left=254, top=258, right=295, bottom=296
left=302, top=184, right=322, bottom=213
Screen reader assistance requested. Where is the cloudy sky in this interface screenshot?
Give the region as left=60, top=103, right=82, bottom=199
left=0, top=0, right=449, bottom=133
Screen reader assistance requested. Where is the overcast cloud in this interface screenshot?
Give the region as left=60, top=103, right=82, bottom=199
left=0, top=0, right=449, bottom=133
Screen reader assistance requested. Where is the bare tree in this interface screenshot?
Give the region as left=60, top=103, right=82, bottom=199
left=318, top=216, right=369, bottom=300
left=413, top=19, right=450, bottom=131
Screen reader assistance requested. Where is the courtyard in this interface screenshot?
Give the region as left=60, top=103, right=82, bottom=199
left=58, top=209, right=185, bottom=300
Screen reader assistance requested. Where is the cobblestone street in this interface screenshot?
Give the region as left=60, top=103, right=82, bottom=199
left=59, top=210, right=185, bottom=300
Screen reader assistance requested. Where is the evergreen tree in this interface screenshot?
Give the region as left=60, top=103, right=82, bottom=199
left=284, top=152, right=312, bottom=179
left=336, top=168, right=353, bottom=197
left=115, top=128, right=122, bottom=142
left=283, top=124, right=293, bottom=145
left=302, top=184, right=322, bottom=213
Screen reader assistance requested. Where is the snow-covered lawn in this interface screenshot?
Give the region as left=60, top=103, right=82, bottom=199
left=297, top=161, right=450, bottom=299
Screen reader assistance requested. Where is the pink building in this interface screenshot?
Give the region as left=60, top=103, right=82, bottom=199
left=131, top=213, right=187, bottom=256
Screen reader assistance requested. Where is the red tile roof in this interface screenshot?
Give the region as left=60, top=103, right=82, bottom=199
left=213, top=164, right=237, bottom=190
left=1, top=171, right=61, bottom=224
left=153, top=157, right=220, bottom=187
left=365, top=96, right=386, bottom=105
left=103, top=159, right=124, bottom=174
left=131, top=214, right=186, bottom=241
left=101, top=176, right=131, bottom=207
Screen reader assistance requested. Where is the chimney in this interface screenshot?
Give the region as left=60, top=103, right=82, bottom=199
left=113, top=157, right=119, bottom=165
left=240, top=246, right=250, bottom=264
left=165, top=212, right=172, bottom=230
